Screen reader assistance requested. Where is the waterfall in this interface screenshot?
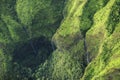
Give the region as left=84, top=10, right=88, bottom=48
left=51, top=40, right=55, bottom=51
left=22, top=26, right=37, bottom=55
left=83, top=37, right=90, bottom=64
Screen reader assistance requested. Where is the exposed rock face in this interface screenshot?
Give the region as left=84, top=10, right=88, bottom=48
left=0, top=0, right=120, bottom=80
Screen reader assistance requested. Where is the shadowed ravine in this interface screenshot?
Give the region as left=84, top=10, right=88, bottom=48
left=12, top=36, right=54, bottom=68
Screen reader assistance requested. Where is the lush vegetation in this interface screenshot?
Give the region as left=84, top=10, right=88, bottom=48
left=0, top=0, right=120, bottom=80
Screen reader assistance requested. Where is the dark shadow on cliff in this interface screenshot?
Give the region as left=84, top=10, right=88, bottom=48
left=12, top=36, right=55, bottom=69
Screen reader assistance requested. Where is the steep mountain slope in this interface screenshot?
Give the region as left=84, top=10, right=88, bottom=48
left=35, top=0, right=120, bottom=80
left=0, top=0, right=120, bottom=80
left=0, top=0, right=65, bottom=79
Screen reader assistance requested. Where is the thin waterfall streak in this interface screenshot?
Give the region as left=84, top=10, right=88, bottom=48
left=30, top=41, right=37, bottom=55
left=22, top=26, right=37, bottom=55
left=51, top=41, right=55, bottom=51
left=83, top=37, right=90, bottom=64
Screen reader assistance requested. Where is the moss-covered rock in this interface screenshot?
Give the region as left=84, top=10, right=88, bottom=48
left=82, top=22, right=120, bottom=80
left=81, top=0, right=120, bottom=79
left=85, top=0, right=117, bottom=61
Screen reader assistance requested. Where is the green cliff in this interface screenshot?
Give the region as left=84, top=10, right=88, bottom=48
left=0, top=0, right=120, bottom=80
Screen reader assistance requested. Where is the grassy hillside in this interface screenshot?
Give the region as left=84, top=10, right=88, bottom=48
left=0, top=0, right=119, bottom=80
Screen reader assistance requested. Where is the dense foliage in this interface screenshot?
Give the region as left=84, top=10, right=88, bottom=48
left=0, top=0, right=120, bottom=80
